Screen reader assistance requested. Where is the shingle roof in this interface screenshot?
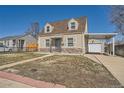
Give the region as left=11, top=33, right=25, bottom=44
left=0, top=35, right=24, bottom=40
left=39, top=16, right=87, bottom=36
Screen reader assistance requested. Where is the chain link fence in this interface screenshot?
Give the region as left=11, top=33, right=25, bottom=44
left=0, top=47, right=38, bottom=53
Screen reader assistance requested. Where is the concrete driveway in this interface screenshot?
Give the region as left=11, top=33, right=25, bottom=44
left=85, top=54, right=124, bottom=87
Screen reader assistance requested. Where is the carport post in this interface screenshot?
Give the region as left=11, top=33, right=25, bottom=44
left=49, top=38, right=52, bottom=53
left=112, top=37, right=115, bottom=56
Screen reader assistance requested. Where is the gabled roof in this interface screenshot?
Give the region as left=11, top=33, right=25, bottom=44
left=0, top=33, right=35, bottom=41
left=39, top=16, right=87, bottom=36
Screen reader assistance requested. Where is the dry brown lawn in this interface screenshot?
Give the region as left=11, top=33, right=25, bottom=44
left=2, top=55, right=122, bottom=88
left=0, top=52, right=45, bottom=66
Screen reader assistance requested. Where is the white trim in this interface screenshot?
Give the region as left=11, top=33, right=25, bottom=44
left=84, top=33, right=118, bottom=36
left=44, top=23, right=54, bottom=33
left=88, top=43, right=102, bottom=53
left=68, top=18, right=79, bottom=31
left=85, top=33, right=118, bottom=39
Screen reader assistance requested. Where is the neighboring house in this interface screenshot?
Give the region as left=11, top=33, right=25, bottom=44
left=38, top=17, right=117, bottom=55
left=115, top=43, right=124, bottom=56
left=0, top=34, right=37, bottom=51
left=0, top=41, right=3, bottom=45
left=114, top=34, right=124, bottom=56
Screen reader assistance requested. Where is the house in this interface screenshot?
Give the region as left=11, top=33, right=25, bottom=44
left=0, top=41, right=3, bottom=45
left=0, top=34, right=37, bottom=51
left=38, top=17, right=117, bottom=55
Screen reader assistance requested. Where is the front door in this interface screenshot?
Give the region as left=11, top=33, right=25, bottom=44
left=55, top=38, right=61, bottom=52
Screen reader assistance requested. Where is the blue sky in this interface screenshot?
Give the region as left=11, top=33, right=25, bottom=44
left=0, top=5, right=115, bottom=38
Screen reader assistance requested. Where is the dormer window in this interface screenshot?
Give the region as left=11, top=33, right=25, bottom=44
left=44, top=23, right=53, bottom=33
left=68, top=18, right=78, bottom=31
left=46, top=26, right=50, bottom=32
left=70, top=22, right=76, bottom=29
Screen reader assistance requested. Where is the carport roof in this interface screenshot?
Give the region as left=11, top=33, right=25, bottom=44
left=85, top=33, right=118, bottom=39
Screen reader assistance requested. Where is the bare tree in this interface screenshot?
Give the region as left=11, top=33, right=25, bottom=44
left=31, top=22, right=40, bottom=37
left=25, top=22, right=40, bottom=38
left=110, top=6, right=124, bottom=35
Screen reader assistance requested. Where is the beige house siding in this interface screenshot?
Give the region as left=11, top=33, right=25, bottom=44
left=38, top=34, right=85, bottom=53
left=38, top=36, right=50, bottom=48
left=39, top=34, right=83, bottom=48
left=62, top=34, right=82, bottom=48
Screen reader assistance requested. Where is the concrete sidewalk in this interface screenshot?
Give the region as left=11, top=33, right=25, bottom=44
left=0, top=54, right=53, bottom=70
left=0, top=71, right=65, bottom=88
left=87, top=54, right=124, bottom=86
left=0, top=77, right=32, bottom=88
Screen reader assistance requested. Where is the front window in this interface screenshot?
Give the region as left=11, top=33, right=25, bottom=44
left=71, top=22, right=76, bottom=29
left=46, top=39, right=50, bottom=47
left=68, top=38, right=73, bottom=46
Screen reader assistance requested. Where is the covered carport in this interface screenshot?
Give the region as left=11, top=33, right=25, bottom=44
left=84, top=33, right=117, bottom=56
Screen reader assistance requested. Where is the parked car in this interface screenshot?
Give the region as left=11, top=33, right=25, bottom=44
left=0, top=45, right=12, bottom=52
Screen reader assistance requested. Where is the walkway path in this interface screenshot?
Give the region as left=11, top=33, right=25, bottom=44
left=85, top=54, right=124, bottom=86
left=0, top=54, right=53, bottom=70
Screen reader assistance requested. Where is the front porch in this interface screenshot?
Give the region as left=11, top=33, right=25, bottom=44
left=84, top=33, right=117, bottom=56
left=12, top=39, right=25, bottom=51
left=50, top=37, right=62, bottom=52
left=44, top=36, right=82, bottom=54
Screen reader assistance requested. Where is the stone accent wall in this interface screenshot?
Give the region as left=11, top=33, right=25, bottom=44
left=61, top=48, right=82, bottom=54
left=39, top=48, right=83, bottom=54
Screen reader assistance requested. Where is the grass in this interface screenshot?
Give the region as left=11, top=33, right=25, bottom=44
left=0, top=52, right=45, bottom=66
left=2, top=55, right=122, bottom=88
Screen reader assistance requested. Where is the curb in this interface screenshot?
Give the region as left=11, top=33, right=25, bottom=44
left=0, top=71, right=65, bottom=88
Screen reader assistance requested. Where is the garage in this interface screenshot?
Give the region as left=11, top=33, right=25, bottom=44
left=88, top=43, right=102, bottom=53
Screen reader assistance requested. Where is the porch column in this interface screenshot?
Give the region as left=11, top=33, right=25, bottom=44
left=112, top=37, right=115, bottom=56
left=102, top=41, right=105, bottom=54
left=82, top=34, right=86, bottom=54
